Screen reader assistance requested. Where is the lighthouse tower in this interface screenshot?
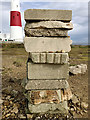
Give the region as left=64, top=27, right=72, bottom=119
left=10, top=0, right=23, bottom=42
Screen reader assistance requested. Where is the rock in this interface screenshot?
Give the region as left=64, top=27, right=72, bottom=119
left=83, top=109, right=87, bottom=113
left=25, top=80, right=69, bottom=90
left=27, top=60, right=69, bottom=80
left=29, top=53, right=69, bottom=64
left=40, top=53, right=46, bottom=63
left=81, top=102, right=88, bottom=109
left=5, top=113, right=10, bottom=117
left=69, top=64, right=87, bottom=75
left=18, top=114, right=26, bottom=119
left=0, top=99, right=3, bottom=104
left=27, top=114, right=33, bottom=119
left=25, top=28, right=68, bottom=37
left=24, top=37, right=72, bottom=53
left=30, top=53, right=40, bottom=63
left=12, top=90, right=18, bottom=97
left=71, top=95, right=79, bottom=104
left=4, top=100, right=9, bottom=106
left=28, top=101, right=68, bottom=114
left=11, top=107, right=18, bottom=114
left=2, top=86, right=12, bottom=95
left=11, top=113, right=15, bottom=117
left=25, top=21, right=73, bottom=29
left=24, top=9, right=72, bottom=21
left=6, top=96, right=11, bottom=100
left=46, top=53, right=54, bottom=63
left=70, top=108, right=75, bottom=112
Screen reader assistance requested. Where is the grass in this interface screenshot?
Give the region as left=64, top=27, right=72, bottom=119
left=1, top=43, right=89, bottom=64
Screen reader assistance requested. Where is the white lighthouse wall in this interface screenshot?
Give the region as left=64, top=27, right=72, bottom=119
left=11, top=0, right=20, bottom=11
left=10, top=26, right=23, bottom=42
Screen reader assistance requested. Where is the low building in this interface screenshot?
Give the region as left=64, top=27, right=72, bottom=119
left=0, top=33, right=11, bottom=41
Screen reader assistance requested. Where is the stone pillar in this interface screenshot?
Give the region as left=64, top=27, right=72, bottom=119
left=24, top=9, right=73, bottom=115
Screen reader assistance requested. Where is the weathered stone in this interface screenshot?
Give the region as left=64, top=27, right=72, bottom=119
left=27, top=61, right=69, bottom=79
left=61, top=87, right=72, bottom=101
left=28, top=101, right=68, bottom=114
left=27, top=88, right=72, bottom=105
left=30, top=53, right=69, bottom=64
left=25, top=28, right=68, bottom=37
left=61, top=53, right=69, bottom=64
left=11, top=107, right=18, bottom=114
left=54, top=53, right=61, bottom=64
left=27, top=90, right=60, bottom=104
left=25, top=21, right=73, bottom=29
left=24, top=37, right=72, bottom=53
left=71, top=94, right=79, bottom=104
left=24, top=9, right=72, bottom=21
left=69, top=64, right=87, bottom=75
left=80, top=64, right=87, bottom=74
left=46, top=53, right=54, bottom=63
left=40, top=53, right=46, bottom=63
left=25, top=80, right=69, bottom=90
left=81, top=102, right=88, bottom=109
left=0, top=99, right=3, bottom=104
left=30, top=53, right=40, bottom=63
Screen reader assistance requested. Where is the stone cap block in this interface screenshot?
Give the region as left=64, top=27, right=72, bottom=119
left=25, top=80, right=69, bottom=90
left=24, top=37, right=72, bottom=53
left=24, top=9, right=72, bottom=21
left=25, top=21, right=73, bottom=29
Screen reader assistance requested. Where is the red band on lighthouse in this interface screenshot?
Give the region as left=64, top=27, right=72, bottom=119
left=10, top=11, right=22, bottom=27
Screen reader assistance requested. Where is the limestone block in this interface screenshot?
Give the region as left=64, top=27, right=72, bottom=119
left=25, top=80, right=69, bottom=90
left=24, top=28, right=68, bottom=37
left=40, top=53, right=46, bottom=63
left=27, top=88, right=72, bottom=104
left=54, top=53, right=61, bottom=64
left=24, top=9, right=72, bottom=21
left=25, top=21, right=73, bottom=29
left=30, top=53, right=40, bottom=63
left=27, top=60, right=69, bottom=79
left=28, top=101, right=68, bottom=114
left=29, top=53, right=69, bottom=64
left=61, top=53, right=69, bottom=64
left=69, top=64, right=87, bottom=75
left=46, top=53, right=54, bottom=63
left=24, top=37, right=72, bottom=53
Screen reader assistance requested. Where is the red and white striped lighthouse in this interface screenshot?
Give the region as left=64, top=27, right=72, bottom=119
left=10, top=0, right=23, bottom=42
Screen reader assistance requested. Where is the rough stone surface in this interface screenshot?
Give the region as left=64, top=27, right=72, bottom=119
left=25, top=28, right=68, bottom=37
left=69, top=64, right=87, bottom=75
left=40, top=53, right=46, bottom=63
left=24, top=9, right=72, bottom=21
left=46, top=53, right=54, bottom=63
left=25, top=21, right=73, bottom=29
left=28, top=101, right=68, bottom=114
left=29, top=53, right=69, bottom=64
left=27, top=88, right=72, bottom=104
left=61, top=53, right=69, bottom=64
left=24, top=37, right=72, bottom=53
left=30, top=53, right=40, bottom=63
left=27, top=60, right=69, bottom=79
left=54, top=53, right=61, bottom=64
left=25, top=80, right=69, bottom=90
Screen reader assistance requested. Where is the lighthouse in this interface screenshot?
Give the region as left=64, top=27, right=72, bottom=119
left=10, top=0, right=23, bottom=42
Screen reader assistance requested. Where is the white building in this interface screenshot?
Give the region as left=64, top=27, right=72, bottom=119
left=0, top=33, right=10, bottom=41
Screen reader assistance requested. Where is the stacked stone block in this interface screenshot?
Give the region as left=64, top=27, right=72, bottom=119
left=24, top=9, right=73, bottom=114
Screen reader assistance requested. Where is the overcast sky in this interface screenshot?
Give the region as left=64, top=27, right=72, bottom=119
left=0, top=0, right=89, bottom=45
